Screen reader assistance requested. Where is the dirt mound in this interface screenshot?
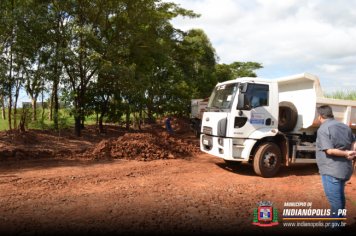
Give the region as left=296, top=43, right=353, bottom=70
left=1, top=129, right=39, bottom=145
left=0, top=129, right=202, bottom=162
left=0, top=148, right=88, bottom=162
left=159, top=114, right=191, bottom=132
left=0, top=149, right=52, bottom=161
left=82, top=131, right=201, bottom=161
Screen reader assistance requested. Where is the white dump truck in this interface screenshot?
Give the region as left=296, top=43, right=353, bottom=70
left=190, top=98, right=209, bottom=138
left=200, top=72, right=356, bottom=177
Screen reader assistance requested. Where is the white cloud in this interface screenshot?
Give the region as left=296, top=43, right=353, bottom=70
left=317, top=64, right=345, bottom=73
left=166, top=0, right=356, bottom=90
left=342, top=83, right=356, bottom=87
left=256, top=0, right=307, bottom=20
left=315, top=0, right=356, bottom=27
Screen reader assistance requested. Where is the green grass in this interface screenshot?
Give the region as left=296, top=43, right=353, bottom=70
left=0, top=108, right=186, bottom=132
left=324, top=90, right=356, bottom=100
left=345, top=196, right=356, bottom=207
left=0, top=108, right=97, bottom=131
left=0, top=110, right=161, bottom=131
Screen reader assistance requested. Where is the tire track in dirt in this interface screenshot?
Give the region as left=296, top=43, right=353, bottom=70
left=1, top=156, right=355, bottom=236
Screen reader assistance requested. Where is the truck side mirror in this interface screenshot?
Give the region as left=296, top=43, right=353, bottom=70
left=237, top=94, right=246, bottom=110
left=240, top=83, right=248, bottom=93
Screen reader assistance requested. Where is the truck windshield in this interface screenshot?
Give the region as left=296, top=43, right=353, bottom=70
left=207, top=83, right=238, bottom=109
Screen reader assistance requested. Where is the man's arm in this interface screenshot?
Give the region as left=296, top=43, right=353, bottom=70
left=326, top=149, right=356, bottom=160
left=350, top=141, right=356, bottom=160
left=326, top=149, right=351, bottom=157
left=351, top=141, right=356, bottom=151
left=319, top=128, right=356, bottom=159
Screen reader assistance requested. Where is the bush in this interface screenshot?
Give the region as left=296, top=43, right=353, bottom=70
left=30, top=115, right=49, bottom=130
left=59, top=117, right=70, bottom=130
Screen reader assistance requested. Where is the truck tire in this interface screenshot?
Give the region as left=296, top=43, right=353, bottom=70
left=224, top=160, right=242, bottom=165
left=194, top=123, right=200, bottom=138
left=194, top=123, right=199, bottom=138
left=278, top=101, right=298, bottom=132
left=253, top=142, right=281, bottom=178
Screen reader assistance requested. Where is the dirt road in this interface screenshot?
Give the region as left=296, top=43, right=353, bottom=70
left=1, top=153, right=356, bottom=236
left=1, top=122, right=356, bottom=236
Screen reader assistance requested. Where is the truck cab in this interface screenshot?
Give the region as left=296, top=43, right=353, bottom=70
left=201, top=72, right=356, bottom=177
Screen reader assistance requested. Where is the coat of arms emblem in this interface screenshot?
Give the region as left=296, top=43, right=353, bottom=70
left=252, top=201, right=278, bottom=227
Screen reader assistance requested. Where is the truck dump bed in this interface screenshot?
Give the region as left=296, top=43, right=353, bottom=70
left=276, top=73, right=356, bottom=135
left=191, top=99, right=209, bottom=120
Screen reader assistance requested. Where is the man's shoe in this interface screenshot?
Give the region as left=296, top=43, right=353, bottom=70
left=319, top=227, right=343, bottom=235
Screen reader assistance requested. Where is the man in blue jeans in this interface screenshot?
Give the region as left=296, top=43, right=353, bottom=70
left=316, top=105, right=356, bottom=234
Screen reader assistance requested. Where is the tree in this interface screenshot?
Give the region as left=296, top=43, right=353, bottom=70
left=0, top=0, right=266, bottom=134
left=58, top=0, right=198, bottom=136
left=0, top=0, right=15, bottom=129
left=215, top=63, right=233, bottom=82
left=129, top=28, right=218, bottom=119
left=215, top=61, right=263, bottom=83
left=85, top=73, right=124, bottom=133
left=229, top=61, right=263, bottom=78
left=179, top=29, right=218, bottom=99
left=0, top=0, right=28, bottom=129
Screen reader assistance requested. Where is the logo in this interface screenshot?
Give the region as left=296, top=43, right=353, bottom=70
left=252, top=201, right=279, bottom=227
left=206, top=117, right=209, bottom=122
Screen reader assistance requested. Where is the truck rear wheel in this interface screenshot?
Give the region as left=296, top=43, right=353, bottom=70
left=278, top=101, right=298, bottom=132
left=194, top=123, right=200, bottom=138
left=253, top=142, right=281, bottom=178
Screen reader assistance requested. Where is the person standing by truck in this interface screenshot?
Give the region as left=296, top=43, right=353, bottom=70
left=316, top=105, right=356, bottom=233
left=165, top=116, right=173, bottom=133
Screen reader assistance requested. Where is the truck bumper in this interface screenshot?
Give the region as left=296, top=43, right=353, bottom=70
left=200, top=134, right=257, bottom=162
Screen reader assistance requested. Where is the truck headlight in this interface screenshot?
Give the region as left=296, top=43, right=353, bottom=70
left=233, top=139, right=245, bottom=145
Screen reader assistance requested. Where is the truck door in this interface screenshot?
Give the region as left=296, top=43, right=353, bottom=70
left=230, top=83, right=274, bottom=138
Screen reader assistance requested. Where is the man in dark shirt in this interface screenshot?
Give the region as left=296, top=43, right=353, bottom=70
left=165, top=116, right=173, bottom=133
left=316, top=105, right=356, bottom=233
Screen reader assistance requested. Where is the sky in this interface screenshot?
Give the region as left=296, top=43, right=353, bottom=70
left=164, top=0, right=356, bottom=92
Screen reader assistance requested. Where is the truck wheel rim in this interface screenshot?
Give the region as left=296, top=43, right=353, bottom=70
left=263, top=151, right=277, bottom=170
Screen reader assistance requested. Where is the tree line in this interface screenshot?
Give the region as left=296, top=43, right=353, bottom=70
left=0, top=0, right=262, bottom=136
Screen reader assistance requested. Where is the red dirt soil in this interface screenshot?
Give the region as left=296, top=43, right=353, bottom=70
left=0, top=128, right=201, bottom=162
left=0, top=125, right=129, bottom=151
left=0, top=123, right=356, bottom=236
left=159, top=114, right=192, bottom=132
left=85, top=131, right=202, bottom=161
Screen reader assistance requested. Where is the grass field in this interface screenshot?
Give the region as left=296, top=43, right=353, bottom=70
left=0, top=108, right=172, bottom=132
left=0, top=108, right=98, bottom=131
left=324, top=90, right=356, bottom=100
left=2, top=91, right=356, bottom=132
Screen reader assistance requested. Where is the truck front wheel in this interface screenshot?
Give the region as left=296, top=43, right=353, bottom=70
left=253, top=142, right=281, bottom=178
